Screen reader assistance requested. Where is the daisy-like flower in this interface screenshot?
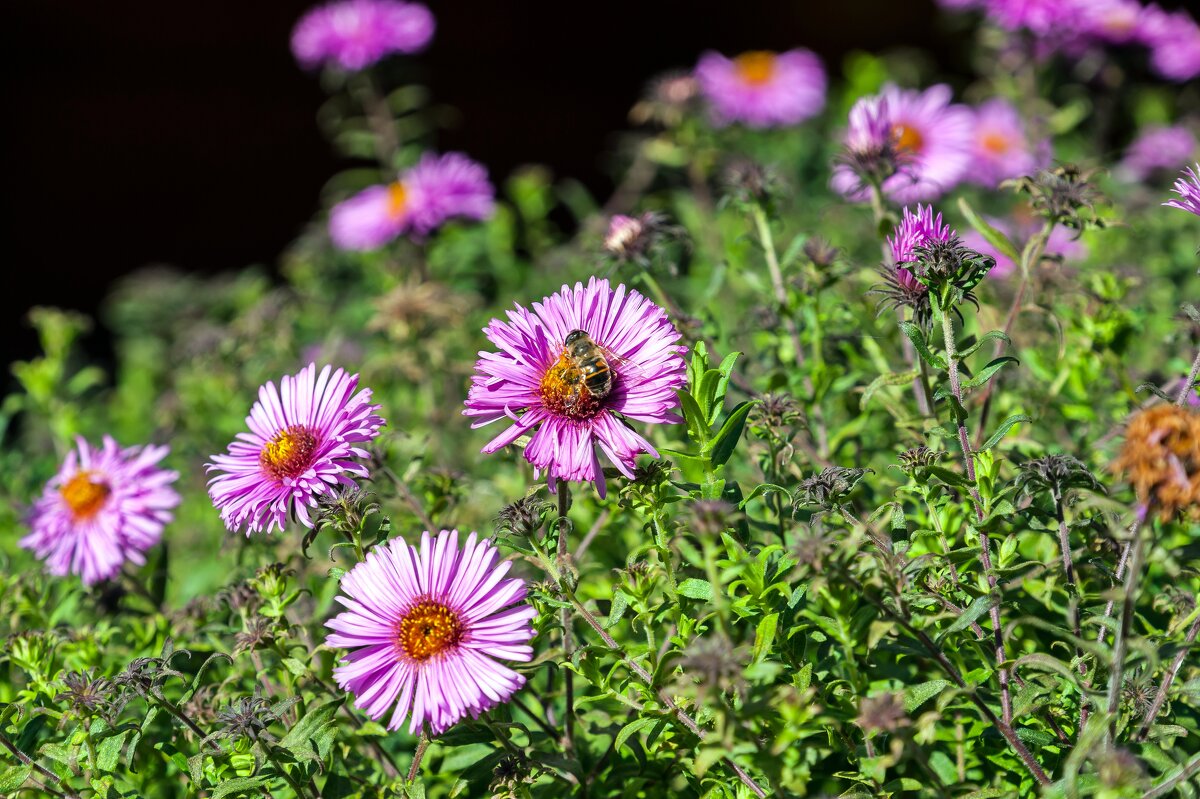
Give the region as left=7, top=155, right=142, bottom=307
left=20, top=437, right=179, bottom=586
left=1117, top=126, right=1197, bottom=182
left=1165, top=164, right=1200, bottom=217
left=207, top=363, right=385, bottom=534
left=694, top=49, right=827, bottom=128
left=291, top=0, right=434, bottom=71
left=329, top=152, right=495, bottom=251
left=326, top=529, right=535, bottom=734
left=832, top=84, right=973, bottom=204
left=967, top=98, right=1043, bottom=187
left=464, top=277, right=686, bottom=497
left=888, top=204, right=956, bottom=289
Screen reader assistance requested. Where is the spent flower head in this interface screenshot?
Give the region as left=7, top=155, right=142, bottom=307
left=795, top=467, right=872, bottom=514
left=1111, top=403, right=1200, bottom=520
left=1015, top=454, right=1102, bottom=500
left=1006, top=164, right=1105, bottom=231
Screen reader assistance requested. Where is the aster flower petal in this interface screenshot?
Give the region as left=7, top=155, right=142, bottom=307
left=465, top=277, right=686, bottom=495
left=1165, top=164, right=1200, bottom=217
left=20, top=436, right=180, bottom=586
left=206, top=363, right=385, bottom=536
left=326, top=530, right=534, bottom=735
left=291, top=0, right=434, bottom=71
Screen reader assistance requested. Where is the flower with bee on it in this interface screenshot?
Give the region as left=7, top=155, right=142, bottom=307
left=465, top=277, right=686, bottom=497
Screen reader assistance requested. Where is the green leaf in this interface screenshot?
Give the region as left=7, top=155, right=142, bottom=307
left=279, top=697, right=342, bottom=765
left=904, top=679, right=952, bottom=712
left=962, top=356, right=1018, bottom=390
left=605, top=590, right=629, bottom=629
left=898, top=322, right=946, bottom=370
left=738, top=483, right=792, bottom=509
left=937, top=592, right=998, bottom=642
left=676, top=390, right=709, bottom=447
left=96, top=730, right=128, bottom=772
left=676, top=579, right=714, bottom=601
left=958, top=330, right=1011, bottom=360
left=958, top=197, right=1020, bottom=264
left=752, top=613, right=779, bottom=664
left=860, top=370, right=920, bottom=410
left=212, top=775, right=272, bottom=799
left=0, top=764, right=32, bottom=792
left=614, top=717, right=657, bottom=752
left=712, top=351, right=741, bottom=424
left=708, top=400, right=756, bottom=467
left=979, top=414, right=1033, bottom=451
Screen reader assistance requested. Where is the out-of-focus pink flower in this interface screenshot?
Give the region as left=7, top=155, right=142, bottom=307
left=961, top=215, right=1088, bottom=279
left=694, top=49, right=826, bottom=128
left=967, top=98, right=1044, bottom=188
left=832, top=84, right=973, bottom=204
left=291, top=0, right=434, bottom=71
left=1139, top=5, right=1200, bottom=82
left=329, top=153, right=495, bottom=251
left=1117, top=125, right=1197, bottom=182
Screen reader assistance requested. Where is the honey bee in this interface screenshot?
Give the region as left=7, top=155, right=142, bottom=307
left=544, top=329, right=643, bottom=417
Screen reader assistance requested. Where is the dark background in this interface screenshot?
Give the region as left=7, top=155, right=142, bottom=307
left=0, top=0, right=1076, bottom=367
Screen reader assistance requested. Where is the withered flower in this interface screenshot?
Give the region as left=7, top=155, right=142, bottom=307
left=1110, top=404, right=1200, bottom=520
left=856, top=692, right=909, bottom=734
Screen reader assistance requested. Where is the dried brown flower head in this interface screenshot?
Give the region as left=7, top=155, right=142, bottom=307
left=857, top=692, right=909, bottom=734
left=1111, top=404, right=1200, bottom=520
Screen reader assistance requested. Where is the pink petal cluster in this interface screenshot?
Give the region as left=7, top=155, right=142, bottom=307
left=967, top=98, right=1044, bottom=188
left=21, top=436, right=179, bottom=586
left=291, top=0, right=434, bottom=71
left=1139, top=5, right=1200, bottom=82
left=464, top=277, right=687, bottom=497
left=832, top=84, right=973, bottom=204
left=694, top=49, right=827, bottom=128
left=329, top=153, right=495, bottom=251
left=326, top=529, right=535, bottom=734
left=1165, top=164, right=1200, bottom=218
left=1117, top=125, right=1197, bottom=182
left=206, top=363, right=385, bottom=535
left=888, top=205, right=957, bottom=291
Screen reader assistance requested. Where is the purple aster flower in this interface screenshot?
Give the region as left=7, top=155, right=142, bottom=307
left=1081, top=0, right=1148, bottom=44
left=983, top=0, right=1076, bottom=35
left=1117, top=125, right=1197, bottom=182
left=464, top=277, right=686, bottom=498
left=329, top=152, right=495, bottom=251
left=207, top=363, right=385, bottom=535
left=291, top=0, right=434, bottom=71
left=1139, top=5, right=1200, bottom=82
left=326, top=529, right=535, bottom=734
left=1165, top=164, right=1200, bottom=217
left=888, top=204, right=957, bottom=291
left=832, top=84, right=973, bottom=204
left=968, top=98, right=1043, bottom=187
left=20, top=437, right=179, bottom=586
left=694, top=49, right=826, bottom=128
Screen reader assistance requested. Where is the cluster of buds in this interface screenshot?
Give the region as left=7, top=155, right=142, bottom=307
left=494, top=492, right=553, bottom=540
left=602, top=211, right=687, bottom=271
left=794, top=466, right=871, bottom=516
left=1005, top=164, right=1105, bottom=232
left=1111, top=403, right=1200, bottom=520
left=721, top=157, right=784, bottom=207
left=900, top=238, right=995, bottom=314
left=896, top=446, right=939, bottom=478
left=1014, top=454, right=1102, bottom=503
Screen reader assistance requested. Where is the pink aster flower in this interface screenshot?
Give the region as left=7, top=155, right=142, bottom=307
left=888, top=205, right=956, bottom=291
left=983, top=0, right=1076, bottom=35
left=329, top=152, right=495, bottom=251
left=968, top=98, right=1043, bottom=187
left=291, top=0, right=434, bottom=71
left=464, top=277, right=686, bottom=497
left=1081, top=0, right=1148, bottom=44
left=1139, top=6, right=1200, bottom=82
left=962, top=220, right=1087, bottom=279
left=832, top=84, right=973, bottom=204
left=694, top=49, right=826, bottom=128
left=1117, top=125, right=1197, bottom=182
left=1165, top=164, right=1200, bottom=217
left=326, top=529, right=535, bottom=734
left=206, top=363, right=385, bottom=535
left=20, top=436, right=179, bottom=586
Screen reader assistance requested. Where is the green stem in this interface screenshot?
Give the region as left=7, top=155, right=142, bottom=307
left=1136, top=613, right=1200, bottom=741
left=555, top=481, right=576, bottom=757
left=938, top=305, right=1012, bottom=725
left=265, top=742, right=313, bottom=799
left=751, top=203, right=807, bottom=374
left=1175, top=348, right=1200, bottom=406
left=407, top=733, right=430, bottom=782
left=1105, top=521, right=1147, bottom=748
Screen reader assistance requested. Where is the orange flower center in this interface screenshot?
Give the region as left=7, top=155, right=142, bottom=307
left=734, top=51, right=777, bottom=85
left=396, top=600, right=464, bottom=661
left=386, top=182, right=408, bottom=220
left=60, top=472, right=110, bottom=521
left=981, top=131, right=1011, bottom=155
left=259, top=425, right=319, bottom=482
left=539, top=353, right=603, bottom=420
left=892, top=124, right=924, bottom=154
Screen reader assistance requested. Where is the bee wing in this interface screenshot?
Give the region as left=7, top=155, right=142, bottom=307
left=597, top=342, right=650, bottom=381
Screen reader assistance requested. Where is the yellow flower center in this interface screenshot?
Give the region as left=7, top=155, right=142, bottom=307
left=539, top=353, right=603, bottom=420
left=259, top=425, right=319, bottom=482
left=981, top=131, right=1011, bottom=155
left=60, top=472, right=110, bottom=521
left=892, top=124, right=924, bottom=154
left=734, top=51, right=777, bottom=86
left=387, top=182, right=408, bottom=221
left=396, top=600, right=464, bottom=661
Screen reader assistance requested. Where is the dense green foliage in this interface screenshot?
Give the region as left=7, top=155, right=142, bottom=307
left=3, top=15, right=1200, bottom=799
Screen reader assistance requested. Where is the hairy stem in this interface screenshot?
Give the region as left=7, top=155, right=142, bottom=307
left=1104, top=523, right=1147, bottom=748
left=407, top=733, right=430, bottom=782
left=1175, top=348, right=1200, bottom=406
left=752, top=204, right=808, bottom=380
left=531, top=538, right=768, bottom=798
left=0, top=731, right=81, bottom=799
left=1053, top=494, right=1088, bottom=733
left=938, top=306, right=1012, bottom=725
left=556, top=481, right=576, bottom=757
